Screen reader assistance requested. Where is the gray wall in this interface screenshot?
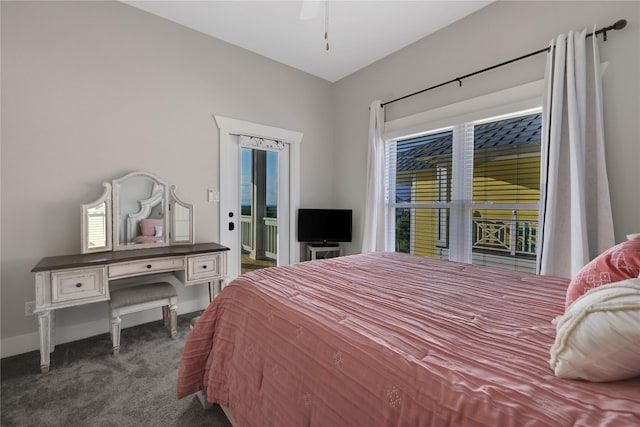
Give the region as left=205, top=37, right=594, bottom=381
left=333, top=1, right=640, bottom=255
left=1, top=1, right=334, bottom=354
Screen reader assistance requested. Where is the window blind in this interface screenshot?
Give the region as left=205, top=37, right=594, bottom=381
left=387, top=130, right=453, bottom=257
left=470, top=112, right=541, bottom=269
left=386, top=110, right=542, bottom=273
left=472, top=113, right=542, bottom=205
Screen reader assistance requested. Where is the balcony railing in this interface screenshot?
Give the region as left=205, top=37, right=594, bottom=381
left=240, top=215, right=278, bottom=259
left=264, top=218, right=277, bottom=259
left=241, top=215, right=253, bottom=251
left=472, top=214, right=537, bottom=256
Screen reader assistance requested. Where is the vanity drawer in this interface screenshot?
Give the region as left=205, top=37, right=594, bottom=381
left=186, top=253, right=222, bottom=282
left=109, top=257, right=185, bottom=279
left=51, top=267, right=107, bottom=304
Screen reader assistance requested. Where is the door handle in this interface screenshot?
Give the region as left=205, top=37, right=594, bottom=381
left=228, top=222, right=235, bottom=231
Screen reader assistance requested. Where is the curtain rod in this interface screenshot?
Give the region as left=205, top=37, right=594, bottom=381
left=381, top=19, right=627, bottom=108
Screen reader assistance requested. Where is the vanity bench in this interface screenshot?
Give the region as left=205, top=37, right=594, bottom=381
left=109, top=281, right=178, bottom=356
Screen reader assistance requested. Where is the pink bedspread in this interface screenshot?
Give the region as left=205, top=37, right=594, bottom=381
left=177, top=252, right=640, bottom=426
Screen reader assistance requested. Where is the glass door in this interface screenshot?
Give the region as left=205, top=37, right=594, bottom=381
left=217, top=115, right=300, bottom=282
left=240, top=147, right=280, bottom=273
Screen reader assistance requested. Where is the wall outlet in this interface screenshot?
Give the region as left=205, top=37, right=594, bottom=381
left=25, top=300, right=36, bottom=316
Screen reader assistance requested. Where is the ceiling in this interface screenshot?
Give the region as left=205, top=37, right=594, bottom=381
left=123, top=1, right=493, bottom=82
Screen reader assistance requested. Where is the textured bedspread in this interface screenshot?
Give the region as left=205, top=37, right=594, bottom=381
left=177, top=252, right=640, bottom=426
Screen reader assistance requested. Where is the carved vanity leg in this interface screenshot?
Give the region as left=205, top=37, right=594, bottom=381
left=111, top=315, right=122, bottom=356
left=169, top=304, right=177, bottom=338
left=38, top=311, right=52, bottom=373
left=49, top=310, right=56, bottom=354
left=208, top=281, right=215, bottom=302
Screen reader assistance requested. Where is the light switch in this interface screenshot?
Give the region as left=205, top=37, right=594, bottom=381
left=207, top=189, right=220, bottom=203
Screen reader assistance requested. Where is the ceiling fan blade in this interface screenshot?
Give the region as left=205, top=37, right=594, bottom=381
left=299, top=0, right=321, bottom=20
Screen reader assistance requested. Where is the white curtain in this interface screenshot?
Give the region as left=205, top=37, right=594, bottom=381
left=361, top=100, right=386, bottom=253
left=538, top=27, right=614, bottom=277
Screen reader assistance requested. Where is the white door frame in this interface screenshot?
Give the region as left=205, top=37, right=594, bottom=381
left=214, top=115, right=303, bottom=281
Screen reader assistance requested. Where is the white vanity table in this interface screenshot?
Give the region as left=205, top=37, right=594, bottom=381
left=31, top=172, right=229, bottom=373
left=31, top=243, right=227, bottom=373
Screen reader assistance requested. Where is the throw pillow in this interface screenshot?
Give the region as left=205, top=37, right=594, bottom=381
left=565, top=234, right=640, bottom=310
left=550, top=278, right=640, bottom=382
left=140, top=218, right=163, bottom=237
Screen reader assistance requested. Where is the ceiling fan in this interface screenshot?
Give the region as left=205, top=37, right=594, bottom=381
left=299, top=0, right=330, bottom=51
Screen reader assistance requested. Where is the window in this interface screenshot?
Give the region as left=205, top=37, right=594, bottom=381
left=385, top=110, right=542, bottom=273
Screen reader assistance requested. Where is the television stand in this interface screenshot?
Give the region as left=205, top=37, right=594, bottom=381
left=306, top=243, right=343, bottom=261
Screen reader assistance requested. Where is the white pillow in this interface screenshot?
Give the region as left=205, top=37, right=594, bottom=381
left=550, top=278, right=640, bottom=382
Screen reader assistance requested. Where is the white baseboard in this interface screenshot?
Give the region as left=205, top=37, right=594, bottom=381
left=0, top=298, right=207, bottom=359
left=1, top=331, right=41, bottom=359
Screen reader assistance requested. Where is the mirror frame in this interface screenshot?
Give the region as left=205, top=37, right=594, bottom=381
left=112, top=171, right=170, bottom=251
left=80, top=183, right=112, bottom=254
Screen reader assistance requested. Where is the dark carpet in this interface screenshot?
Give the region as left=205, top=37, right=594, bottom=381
left=0, top=312, right=232, bottom=427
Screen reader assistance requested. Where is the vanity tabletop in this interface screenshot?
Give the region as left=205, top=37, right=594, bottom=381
left=32, top=242, right=229, bottom=273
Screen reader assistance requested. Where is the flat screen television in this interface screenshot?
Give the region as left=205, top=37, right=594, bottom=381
left=297, top=209, right=352, bottom=245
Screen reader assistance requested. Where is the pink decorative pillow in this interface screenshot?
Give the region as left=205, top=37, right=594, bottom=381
left=140, top=219, right=163, bottom=237
left=566, top=234, right=640, bottom=310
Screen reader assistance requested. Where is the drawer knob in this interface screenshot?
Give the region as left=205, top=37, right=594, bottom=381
left=202, top=265, right=208, bottom=269
left=75, top=283, right=82, bottom=288
left=146, top=264, right=152, bottom=269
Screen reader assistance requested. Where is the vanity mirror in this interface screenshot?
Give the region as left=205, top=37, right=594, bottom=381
left=81, top=171, right=194, bottom=253
left=81, top=183, right=112, bottom=253
left=169, top=186, right=194, bottom=245
left=113, top=171, right=168, bottom=251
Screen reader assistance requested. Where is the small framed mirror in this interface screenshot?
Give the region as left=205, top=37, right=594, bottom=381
left=169, top=185, right=194, bottom=245
left=112, top=171, right=169, bottom=251
left=81, top=183, right=112, bottom=254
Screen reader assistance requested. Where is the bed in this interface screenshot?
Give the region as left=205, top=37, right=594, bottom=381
left=177, top=252, right=640, bottom=426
